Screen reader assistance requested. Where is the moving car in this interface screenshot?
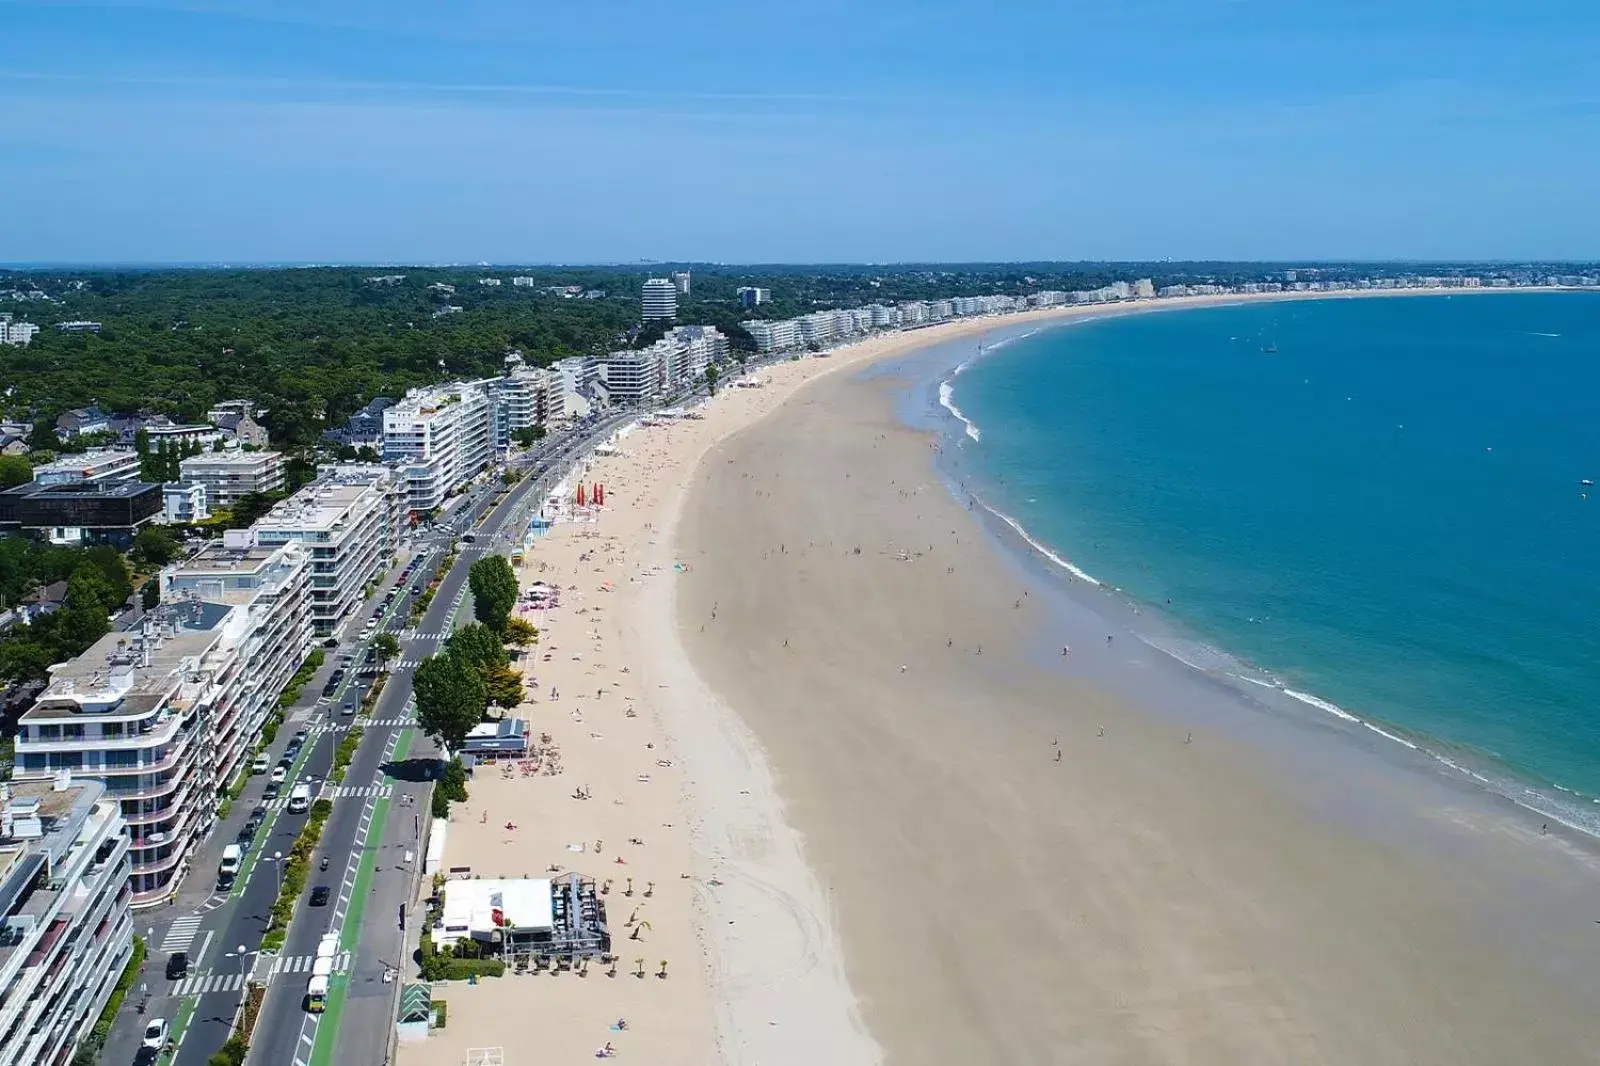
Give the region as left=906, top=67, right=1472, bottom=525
left=269, top=765, right=288, bottom=784
left=166, top=952, right=189, bottom=980
left=309, top=885, right=330, bottom=906
left=142, top=1019, right=169, bottom=1050
left=263, top=781, right=281, bottom=801
left=341, top=698, right=356, bottom=716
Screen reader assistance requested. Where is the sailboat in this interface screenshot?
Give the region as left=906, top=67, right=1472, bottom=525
left=1261, top=340, right=1279, bottom=354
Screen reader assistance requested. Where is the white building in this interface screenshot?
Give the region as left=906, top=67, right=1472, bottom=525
left=641, top=278, right=678, bottom=321
left=670, top=270, right=691, bottom=296
left=736, top=286, right=770, bottom=308
left=162, top=482, right=208, bottom=524
left=15, top=538, right=311, bottom=907
left=597, top=351, right=659, bottom=405
left=143, top=420, right=222, bottom=450
left=31, top=449, right=141, bottom=487
left=0, top=313, right=40, bottom=347
left=552, top=356, right=599, bottom=417
left=310, top=465, right=407, bottom=562
left=177, top=450, right=286, bottom=508
left=797, top=312, right=835, bottom=347
left=742, top=319, right=799, bottom=352
left=0, top=778, right=133, bottom=1066
left=382, top=382, right=494, bottom=515
left=252, top=482, right=388, bottom=635
left=478, top=278, right=502, bottom=287
left=511, top=276, right=537, bottom=287
left=1133, top=278, right=1156, bottom=299
left=491, top=355, right=566, bottom=450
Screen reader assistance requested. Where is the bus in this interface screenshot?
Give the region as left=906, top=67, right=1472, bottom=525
left=306, top=973, right=329, bottom=1013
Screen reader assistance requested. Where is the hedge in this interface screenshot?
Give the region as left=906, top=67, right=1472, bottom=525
left=331, top=728, right=364, bottom=785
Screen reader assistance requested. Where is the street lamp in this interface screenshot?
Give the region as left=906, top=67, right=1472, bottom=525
left=272, top=850, right=283, bottom=896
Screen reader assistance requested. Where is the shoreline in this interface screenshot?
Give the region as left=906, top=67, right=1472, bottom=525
left=909, top=291, right=1600, bottom=841
left=672, top=286, right=1600, bottom=1063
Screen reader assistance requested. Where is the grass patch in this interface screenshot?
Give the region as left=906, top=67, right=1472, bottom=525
left=331, top=728, right=364, bottom=784
left=262, top=799, right=335, bottom=947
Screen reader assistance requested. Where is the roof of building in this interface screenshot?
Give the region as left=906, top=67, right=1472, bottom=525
left=253, top=482, right=375, bottom=534
left=178, top=450, right=282, bottom=468
left=438, top=878, right=554, bottom=940
left=25, top=606, right=232, bottom=720
left=2, top=479, right=160, bottom=501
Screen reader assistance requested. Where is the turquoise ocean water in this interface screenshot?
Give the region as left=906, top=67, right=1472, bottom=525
left=948, top=293, right=1600, bottom=821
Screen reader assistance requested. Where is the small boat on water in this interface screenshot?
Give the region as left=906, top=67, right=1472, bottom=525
left=1583, top=478, right=1595, bottom=487
left=1261, top=342, right=1279, bottom=353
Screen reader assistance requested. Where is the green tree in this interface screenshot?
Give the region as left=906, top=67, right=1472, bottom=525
left=225, top=491, right=277, bottom=530
left=140, top=577, right=161, bottom=610
left=0, top=641, right=53, bottom=683
left=0, top=455, right=31, bottom=488
left=132, top=526, right=181, bottom=566
left=445, top=622, right=507, bottom=672
left=705, top=362, right=719, bottom=396
left=373, top=632, right=401, bottom=663
left=82, top=547, right=133, bottom=607
left=467, top=554, right=517, bottom=633
left=28, top=419, right=60, bottom=453
left=484, top=661, right=524, bottom=709
left=413, top=651, right=487, bottom=752
left=502, top=616, right=538, bottom=647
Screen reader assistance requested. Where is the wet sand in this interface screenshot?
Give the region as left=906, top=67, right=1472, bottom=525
left=674, top=349, right=1600, bottom=1064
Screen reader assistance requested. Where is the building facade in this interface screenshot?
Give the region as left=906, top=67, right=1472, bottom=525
left=0, top=778, right=133, bottom=1066
left=640, top=278, right=678, bottom=321
left=0, top=313, right=40, bottom=347
left=177, top=451, right=286, bottom=508
left=382, top=383, right=494, bottom=515
left=30, top=450, right=141, bottom=487
left=251, top=482, right=388, bottom=635
left=0, top=482, right=163, bottom=548
left=14, top=539, right=311, bottom=908
left=161, top=483, right=208, bottom=524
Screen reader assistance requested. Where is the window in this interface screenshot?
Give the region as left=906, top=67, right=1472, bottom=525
left=37, top=724, right=61, bottom=740
left=102, top=722, right=124, bottom=738
left=63, top=723, right=84, bottom=740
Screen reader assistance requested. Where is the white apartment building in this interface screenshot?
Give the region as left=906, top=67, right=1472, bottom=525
left=31, top=450, right=141, bottom=487
left=797, top=312, right=835, bottom=347
left=511, top=276, right=537, bottom=287
left=0, top=314, right=40, bottom=347
left=252, top=482, right=387, bottom=635
left=598, top=351, right=659, bottom=405
left=641, top=278, right=678, bottom=321
left=868, top=304, right=899, bottom=328
left=1133, top=278, right=1156, bottom=299
left=491, top=353, right=566, bottom=450
left=670, top=271, right=691, bottom=296
left=309, top=465, right=406, bottom=562
left=382, top=383, right=494, bottom=515
left=14, top=539, right=311, bottom=907
left=177, top=450, right=286, bottom=508
left=0, top=778, right=133, bottom=1066
left=736, top=286, right=770, bottom=308
left=162, top=482, right=208, bottom=524
left=743, top=319, right=799, bottom=352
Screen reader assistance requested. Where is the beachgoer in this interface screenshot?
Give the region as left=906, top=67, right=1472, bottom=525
left=1061, top=645, right=1069, bottom=655
left=1055, top=749, right=1062, bottom=763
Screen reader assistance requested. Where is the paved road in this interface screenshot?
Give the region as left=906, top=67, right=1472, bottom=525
left=251, top=414, right=639, bottom=1066
left=104, top=398, right=706, bottom=1066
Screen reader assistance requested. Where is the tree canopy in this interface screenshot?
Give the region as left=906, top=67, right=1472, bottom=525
left=467, top=554, right=518, bottom=633
left=0, top=455, right=31, bottom=488
left=412, top=650, right=487, bottom=753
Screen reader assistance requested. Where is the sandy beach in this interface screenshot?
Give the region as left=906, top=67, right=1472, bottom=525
left=405, top=289, right=1600, bottom=1066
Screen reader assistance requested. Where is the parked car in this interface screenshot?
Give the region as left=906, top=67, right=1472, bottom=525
left=165, top=952, right=188, bottom=980
left=251, top=754, right=270, bottom=775
left=142, top=1019, right=168, bottom=1049
left=309, top=885, right=330, bottom=907
left=263, top=782, right=281, bottom=800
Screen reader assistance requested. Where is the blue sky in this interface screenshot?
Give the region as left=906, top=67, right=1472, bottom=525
left=2, top=0, right=1598, bottom=263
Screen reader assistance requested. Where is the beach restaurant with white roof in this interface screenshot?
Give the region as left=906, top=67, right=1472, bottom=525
left=435, top=877, right=553, bottom=951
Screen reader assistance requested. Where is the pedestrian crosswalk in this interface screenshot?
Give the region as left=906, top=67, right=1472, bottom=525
left=170, top=951, right=352, bottom=996
left=160, top=914, right=203, bottom=954
left=322, top=783, right=393, bottom=801
left=401, top=629, right=452, bottom=642
left=171, top=971, right=249, bottom=996
left=309, top=717, right=412, bottom=734
left=394, top=658, right=425, bottom=669
left=271, top=951, right=353, bottom=975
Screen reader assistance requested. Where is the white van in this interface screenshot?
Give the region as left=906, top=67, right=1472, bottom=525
left=251, top=754, right=270, bottom=775
left=288, top=783, right=311, bottom=814
left=218, top=844, right=243, bottom=889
